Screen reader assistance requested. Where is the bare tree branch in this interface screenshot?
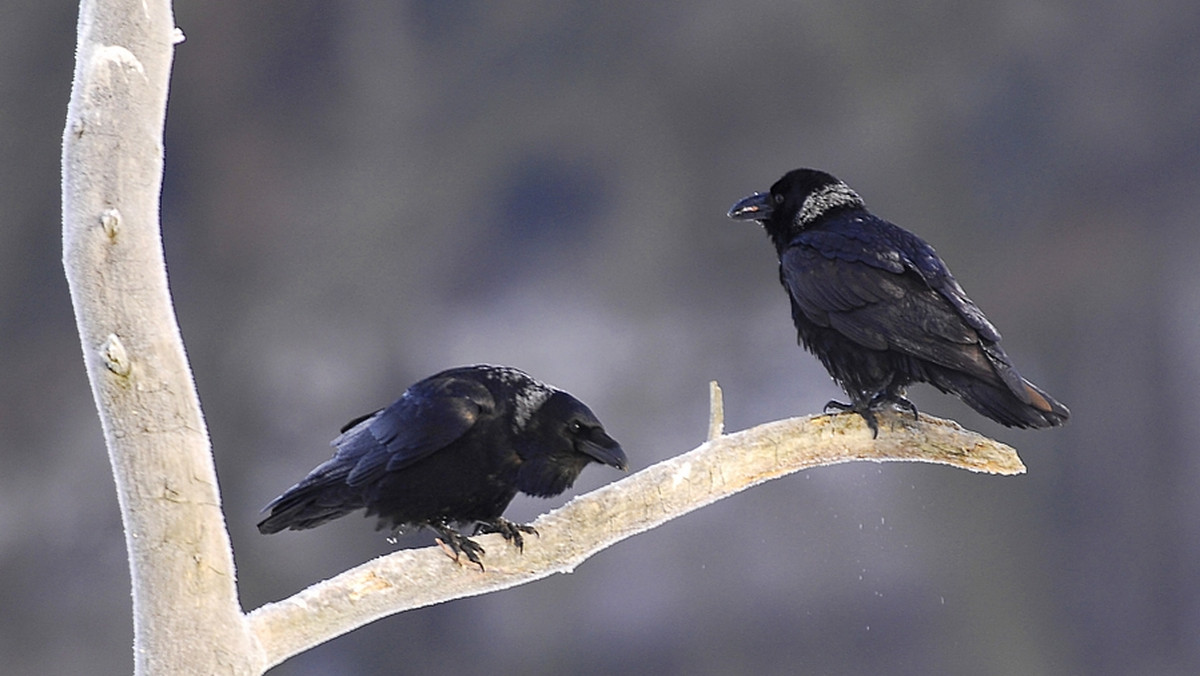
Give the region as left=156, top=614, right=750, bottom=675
left=247, top=403, right=1023, bottom=671
left=62, top=1, right=259, bottom=674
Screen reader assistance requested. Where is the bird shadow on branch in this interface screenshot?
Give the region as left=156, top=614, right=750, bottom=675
left=247, top=382, right=1024, bottom=670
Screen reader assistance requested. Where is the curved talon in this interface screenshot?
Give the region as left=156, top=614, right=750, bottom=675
left=823, top=399, right=853, bottom=413
left=873, top=385, right=920, bottom=422
left=857, top=408, right=881, bottom=438
left=431, top=522, right=486, bottom=571
left=475, top=518, right=539, bottom=553
left=889, top=395, right=919, bottom=421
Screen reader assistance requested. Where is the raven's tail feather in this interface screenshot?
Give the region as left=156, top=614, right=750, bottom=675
left=257, top=480, right=363, bottom=534
left=928, top=366, right=1069, bottom=429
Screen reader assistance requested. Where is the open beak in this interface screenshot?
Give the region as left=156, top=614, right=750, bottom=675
left=727, top=191, right=773, bottom=222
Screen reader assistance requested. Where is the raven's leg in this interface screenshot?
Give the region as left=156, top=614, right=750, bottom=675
left=475, top=518, right=539, bottom=553
left=429, top=521, right=486, bottom=571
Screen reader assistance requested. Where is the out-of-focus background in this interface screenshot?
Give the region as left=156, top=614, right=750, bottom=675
left=5, top=2, right=1199, bottom=674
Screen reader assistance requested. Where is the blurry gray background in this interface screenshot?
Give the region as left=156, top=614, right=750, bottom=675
left=4, top=1, right=1199, bottom=674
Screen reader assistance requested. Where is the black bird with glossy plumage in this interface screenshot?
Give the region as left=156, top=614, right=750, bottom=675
left=728, top=168, right=1069, bottom=434
left=258, top=365, right=627, bottom=568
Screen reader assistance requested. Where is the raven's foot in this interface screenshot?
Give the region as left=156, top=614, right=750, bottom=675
left=826, top=389, right=922, bottom=438
left=824, top=399, right=881, bottom=437
left=475, top=518, right=539, bottom=553
left=430, top=523, right=486, bottom=571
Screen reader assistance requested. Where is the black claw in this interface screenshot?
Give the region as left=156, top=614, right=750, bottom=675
left=859, top=409, right=880, bottom=438
left=475, top=518, right=539, bottom=553
left=892, top=395, right=920, bottom=421
left=873, top=384, right=919, bottom=422
left=431, top=522, right=486, bottom=571
left=823, top=399, right=853, bottom=414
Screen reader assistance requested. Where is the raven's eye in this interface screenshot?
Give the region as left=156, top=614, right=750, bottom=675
left=568, top=420, right=584, bottom=435
left=773, top=193, right=785, bottom=205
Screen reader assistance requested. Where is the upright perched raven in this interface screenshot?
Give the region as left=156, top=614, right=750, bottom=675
left=258, top=365, right=627, bottom=567
left=728, top=168, right=1069, bottom=434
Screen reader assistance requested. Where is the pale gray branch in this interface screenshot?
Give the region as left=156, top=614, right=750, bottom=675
left=707, top=380, right=725, bottom=441
left=62, top=0, right=259, bottom=674
left=248, top=407, right=1023, bottom=670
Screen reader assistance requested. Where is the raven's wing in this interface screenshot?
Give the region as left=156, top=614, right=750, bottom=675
left=336, top=374, right=496, bottom=487
left=257, top=373, right=495, bottom=533
left=782, top=223, right=1009, bottom=385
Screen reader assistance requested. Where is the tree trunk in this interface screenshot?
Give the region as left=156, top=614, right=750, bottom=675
left=61, top=1, right=260, bottom=673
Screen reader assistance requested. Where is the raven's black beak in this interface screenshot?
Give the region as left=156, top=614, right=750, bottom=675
left=727, top=191, right=772, bottom=222
left=580, top=429, right=628, bottom=471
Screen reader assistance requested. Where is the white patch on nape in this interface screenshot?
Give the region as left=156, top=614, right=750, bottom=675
left=471, top=365, right=559, bottom=432
left=476, top=364, right=538, bottom=389
left=795, top=181, right=864, bottom=226
left=479, top=364, right=519, bottom=381
left=511, top=383, right=555, bottom=432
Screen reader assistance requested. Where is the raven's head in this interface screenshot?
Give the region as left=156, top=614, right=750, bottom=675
left=513, top=390, right=626, bottom=498
left=728, top=168, right=864, bottom=252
